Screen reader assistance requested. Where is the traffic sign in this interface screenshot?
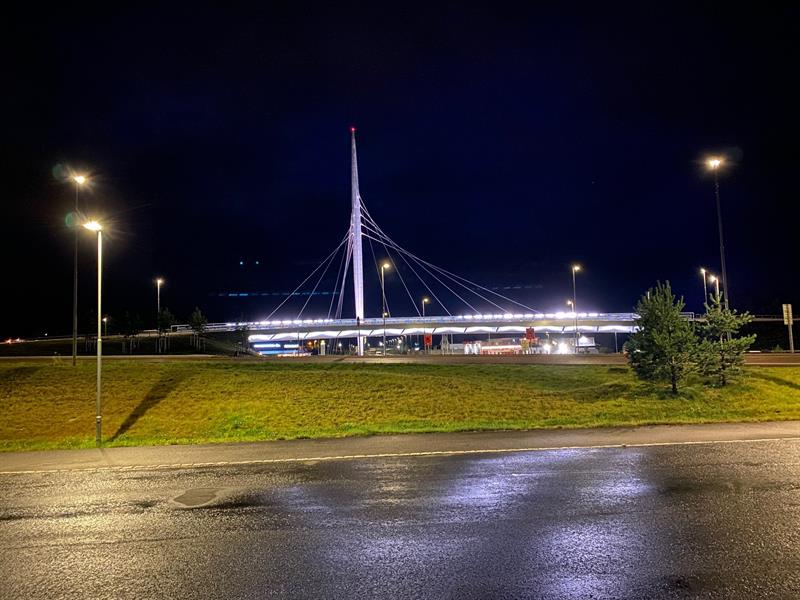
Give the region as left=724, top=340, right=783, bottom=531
left=784, top=304, right=795, bottom=354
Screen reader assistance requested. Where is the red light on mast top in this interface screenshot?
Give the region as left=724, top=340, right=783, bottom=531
left=350, top=126, right=356, bottom=133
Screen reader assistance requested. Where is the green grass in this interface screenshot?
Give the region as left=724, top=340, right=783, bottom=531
left=2, top=359, right=800, bottom=452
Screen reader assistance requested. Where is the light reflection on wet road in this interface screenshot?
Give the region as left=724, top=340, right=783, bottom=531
left=1, top=440, right=799, bottom=599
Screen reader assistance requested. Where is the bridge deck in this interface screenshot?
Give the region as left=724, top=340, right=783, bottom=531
left=239, top=313, right=642, bottom=341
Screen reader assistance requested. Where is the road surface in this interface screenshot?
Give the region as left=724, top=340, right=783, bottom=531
left=2, top=427, right=800, bottom=599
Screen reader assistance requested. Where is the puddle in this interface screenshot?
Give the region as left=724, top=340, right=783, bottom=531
left=173, top=488, right=221, bottom=507
left=171, top=488, right=267, bottom=509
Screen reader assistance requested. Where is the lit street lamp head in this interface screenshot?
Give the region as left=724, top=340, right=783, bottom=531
left=82, top=220, right=102, bottom=232
left=156, top=278, right=164, bottom=286
left=422, top=297, right=429, bottom=304
left=706, top=157, right=723, bottom=170
left=73, top=174, right=87, bottom=185
left=572, top=264, right=581, bottom=272
left=382, top=262, right=391, bottom=270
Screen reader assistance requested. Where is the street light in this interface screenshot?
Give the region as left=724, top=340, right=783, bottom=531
left=709, top=274, right=720, bottom=301
left=699, top=267, right=708, bottom=307
left=571, top=265, right=581, bottom=354
left=156, top=278, right=164, bottom=318
left=102, top=316, right=108, bottom=337
left=421, top=297, right=429, bottom=352
left=82, top=220, right=103, bottom=445
left=706, top=156, right=730, bottom=309
left=381, top=262, right=390, bottom=356
left=71, top=174, right=89, bottom=367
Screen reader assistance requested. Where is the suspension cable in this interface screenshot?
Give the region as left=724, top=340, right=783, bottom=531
left=362, top=209, right=539, bottom=313
left=362, top=222, right=451, bottom=316
left=264, top=232, right=348, bottom=321
left=296, top=239, right=344, bottom=319
left=327, top=236, right=349, bottom=319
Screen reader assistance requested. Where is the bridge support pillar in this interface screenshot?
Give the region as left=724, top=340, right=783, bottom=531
left=351, top=129, right=365, bottom=356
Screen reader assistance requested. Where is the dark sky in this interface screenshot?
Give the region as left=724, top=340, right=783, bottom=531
left=4, top=4, right=799, bottom=337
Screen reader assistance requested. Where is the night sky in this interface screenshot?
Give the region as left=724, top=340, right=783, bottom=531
left=4, top=5, right=799, bottom=337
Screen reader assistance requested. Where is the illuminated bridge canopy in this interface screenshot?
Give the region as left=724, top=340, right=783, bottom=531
left=241, top=312, right=642, bottom=342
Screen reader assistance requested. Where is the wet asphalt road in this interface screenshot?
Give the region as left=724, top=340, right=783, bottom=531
left=2, top=440, right=799, bottom=599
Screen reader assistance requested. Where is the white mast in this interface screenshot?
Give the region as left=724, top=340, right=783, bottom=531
left=350, top=128, right=365, bottom=356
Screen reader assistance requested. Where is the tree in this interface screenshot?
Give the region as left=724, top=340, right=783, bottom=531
left=189, top=307, right=208, bottom=349
left=235, top=313, right=249, bottom=356
left=157, top=308, right=176, bottom=335
left=189, top=307, right=208, bottom=336
left=627, top=282, right=696, bottom=394
left=156, top=308, right=177, bottom=353
left=118, top=311, right=143, bottom=353
left=694, top=295, right=756, bottom=386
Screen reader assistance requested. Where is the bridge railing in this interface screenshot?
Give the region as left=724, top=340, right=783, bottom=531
left=178, top=312, right=645, bottom=334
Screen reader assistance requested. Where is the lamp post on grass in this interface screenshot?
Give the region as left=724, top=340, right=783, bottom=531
left=421, top=297, right=429, bottom=352
left=381, top=262, right=390, bottom=356
left=709, top=274, right=720, bottom=301
left=706, top=157, right=730, bottom=309
left=571, top=264, right=581, bottom=354
left=83, top=220, right=103, bottom=445
left=700, top=267, right=708, bottom=308
left=156, top=278, right=164, bottom=320
left=71, top=174, right=88, bottom=366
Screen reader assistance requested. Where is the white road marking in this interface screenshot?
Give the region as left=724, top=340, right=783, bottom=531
left=1, top=436, right=799, bottom=476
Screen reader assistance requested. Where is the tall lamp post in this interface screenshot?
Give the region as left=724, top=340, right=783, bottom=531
left=71, top=174, right=88, bottom=366
left=421, top=297, right=429, bottom=352
left=83, top=220, right=103, bottom=445
left=156, top=278, right=164, bottom=319
left=699, top=267, right=708, bottom=307
left=381, top=262, right=390, bottom=356
left=707, top=157, right=730, bottom=309
left=571, top=264, right=581, bottom=354
left=709, top=274, right=720, bottom=301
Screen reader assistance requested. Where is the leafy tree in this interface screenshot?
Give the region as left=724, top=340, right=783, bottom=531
left=232, top=313, right=255, bottom=356
left=189, top=307, right=208, bottom=337
left=627, top=282, right=696, bottom=394
left=695, top=296, right=756, bottom=386
left=189, top=307, right=208, bottom=350
left=157, top=308, right=177, bottom=335
left=118, top=311, right=143, bottom=353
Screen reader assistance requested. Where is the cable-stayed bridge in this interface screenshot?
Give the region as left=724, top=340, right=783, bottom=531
left=249, top=130, right=639, bottom=354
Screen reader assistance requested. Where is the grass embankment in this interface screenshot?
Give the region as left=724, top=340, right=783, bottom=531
left=2, top=360, right=800, bottom=452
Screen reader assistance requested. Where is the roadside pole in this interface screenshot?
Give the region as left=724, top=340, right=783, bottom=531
left=783, top=304, right=794, bottom=353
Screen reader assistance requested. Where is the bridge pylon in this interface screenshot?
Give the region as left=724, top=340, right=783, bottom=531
left=350, top=128, right=366, bottom=356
